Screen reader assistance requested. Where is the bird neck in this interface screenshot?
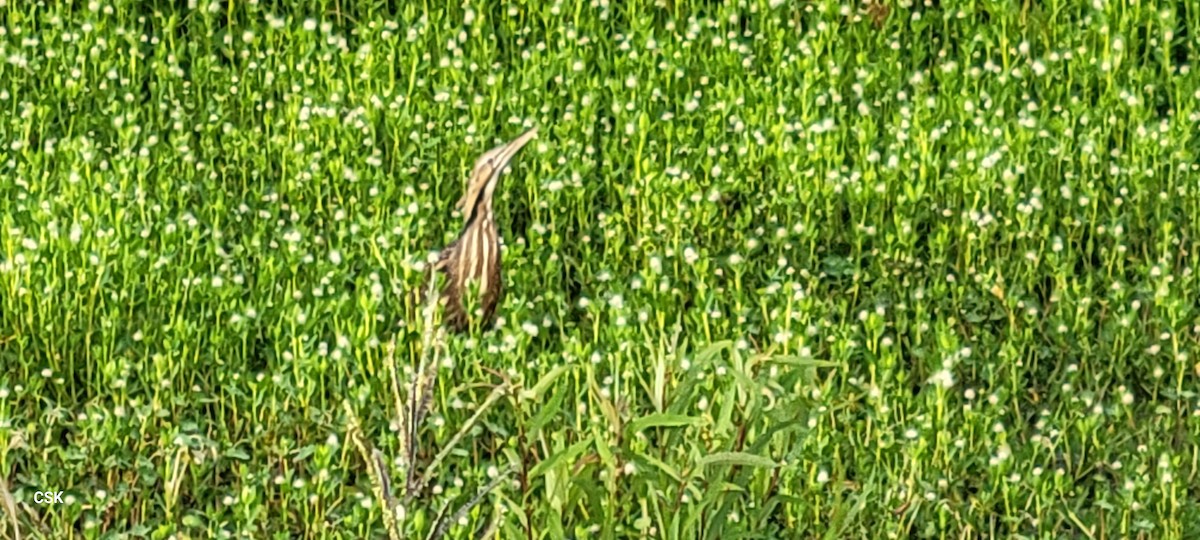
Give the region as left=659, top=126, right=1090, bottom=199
left=466, top=171, right=500, bottom=224
left=467, top=198, right=493, bottom=227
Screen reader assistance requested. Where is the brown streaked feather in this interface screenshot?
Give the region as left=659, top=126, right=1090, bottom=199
left=420, top=127, right=536, bottom=333
left=423, top=219, right=503, bottom=333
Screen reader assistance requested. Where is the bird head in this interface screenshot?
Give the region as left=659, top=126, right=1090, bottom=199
left=456, top=126, right=538, bottom=223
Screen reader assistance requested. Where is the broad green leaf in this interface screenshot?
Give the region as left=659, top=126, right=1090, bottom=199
left=759, top=355, right=840, bottom=368
left=223, top=447, right=250, bottom=461
left=529, top=364, right=571, bottom=401
left=181, top=514, right=203, bottom=528
left=698, top=452, right=778, bottom=469
left=626, top=413, right=701, bottom=436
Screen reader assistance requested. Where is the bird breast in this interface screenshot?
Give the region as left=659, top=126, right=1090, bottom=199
left=452, top=217, right=501, bottom=295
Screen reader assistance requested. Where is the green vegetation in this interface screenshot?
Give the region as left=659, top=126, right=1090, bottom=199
left=2, top=0, right=1199, bottom=538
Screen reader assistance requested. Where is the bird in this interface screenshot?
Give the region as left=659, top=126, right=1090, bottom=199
left=425, top=127, right=538, bottom=333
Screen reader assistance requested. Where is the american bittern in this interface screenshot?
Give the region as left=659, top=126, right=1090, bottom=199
left=426, top=127, right=538, bottom=332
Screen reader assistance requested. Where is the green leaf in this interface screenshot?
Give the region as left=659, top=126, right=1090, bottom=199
left=528, top=435, right=593, bottom=480
left=626, top=413, right=701, bottom=436
left=592, top=424, right=616, bottom=469
left=292, top=444, right=316, bottom=462
left=181, top=513, right=204, bottom=528
left=528, top=382, right=566, bottom=435
left=529, top=364, right=571, bottom=400
left=715, top=481, right=747, bottom=493
left=223, top=447, right=250, bottom=461
left=692, top=340, right=732, bottom=367
left=698, top=452, right=778, bottom=469
left=759, top=355, right=840, bottom=368
left=652, top=339, right=671, bottom=413
left=635, top=452, right=685, bottom=483
left=726, top=362, right=760, bottom=396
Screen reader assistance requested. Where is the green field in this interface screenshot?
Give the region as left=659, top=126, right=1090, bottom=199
left=2, top=0, right=1199, bottom=538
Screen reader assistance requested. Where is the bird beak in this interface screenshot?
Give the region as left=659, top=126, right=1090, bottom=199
left=491, top=126, right=538, bottom=177
left=456, top=127, right=539, bottom=215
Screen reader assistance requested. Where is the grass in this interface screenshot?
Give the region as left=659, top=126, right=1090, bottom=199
left=1, top=0, right=1199, bottom=538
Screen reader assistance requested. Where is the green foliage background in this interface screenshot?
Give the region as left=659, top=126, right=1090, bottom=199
left=1, top=0, right=1198, bottom=538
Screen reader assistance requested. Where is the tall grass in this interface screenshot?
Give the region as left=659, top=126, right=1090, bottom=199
left=0, top=0, right=1198, bottom=538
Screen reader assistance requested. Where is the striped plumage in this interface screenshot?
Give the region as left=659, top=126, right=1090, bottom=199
left=430, top=205, right=503, bottom=332
left=427, top=127, right=538, bottom=333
